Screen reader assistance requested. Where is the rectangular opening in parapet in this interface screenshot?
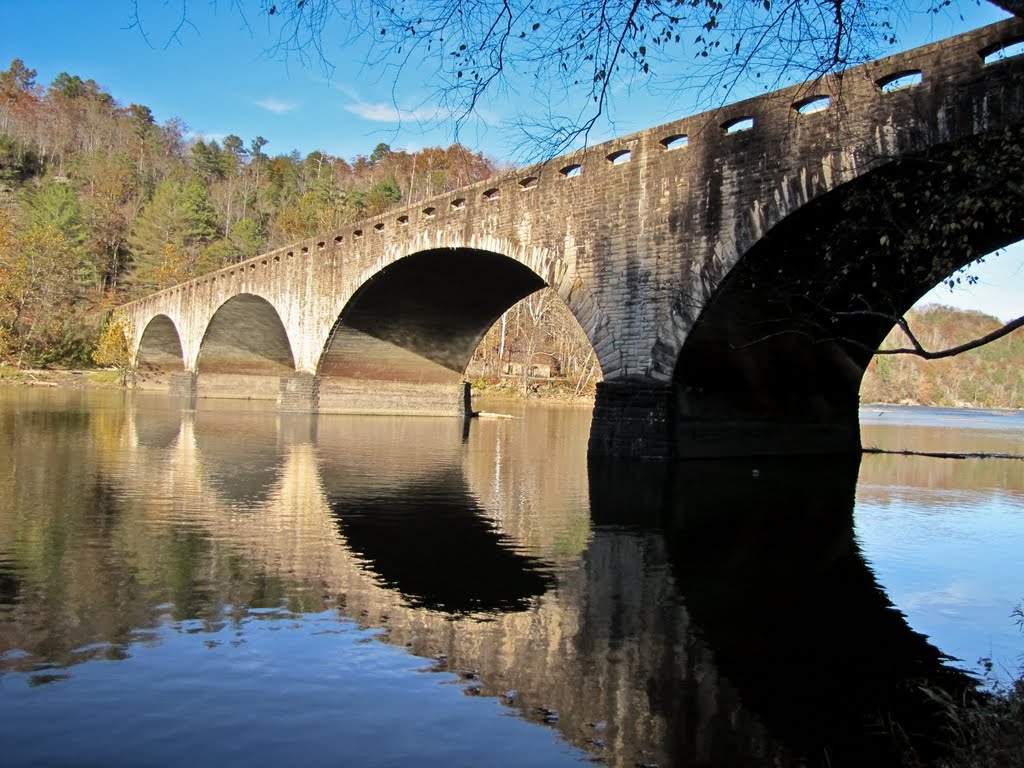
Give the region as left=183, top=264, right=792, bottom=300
left=422, top=206, right=437, bottom=217
left=451, top=197, right=466, bottom=209
left=983, top=39, right=1024, bottom=65
left=483, top=187, right=500, bottom=200
left=606, top=150, right=631, bottom=165
left=519, top=176, right=538, bottom=190
left=333, top=235, right=344, bottom=244
left=660, top=134, right=689, bottom=150
left=877, top=70, right=922, bottom=92
left=723, top=117, right=754, bottom=134
left=560, top=164, right=582, bottom=178
left=397, top=215, right=410, bottom=225
left=353, top=229, right=363, bottom=238
left=793, top=95, right=830, bottom=115
left=374, top=222, right=385, bottom=232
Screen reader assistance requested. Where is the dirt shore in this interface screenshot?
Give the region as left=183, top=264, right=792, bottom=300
left=0, top=367, right=123, bottom=389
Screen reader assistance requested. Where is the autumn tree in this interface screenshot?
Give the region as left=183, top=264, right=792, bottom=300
left=92, top=312, right=133, bottom=383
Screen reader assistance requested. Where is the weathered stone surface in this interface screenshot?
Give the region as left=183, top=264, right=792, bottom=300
left=118, top=20, right=1024, bottom=456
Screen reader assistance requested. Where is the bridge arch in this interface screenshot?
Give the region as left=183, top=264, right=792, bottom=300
left=196, top=293, right=296, bottom=401
left=666, top=125, right=1024, bottom=456
left=314, top=246, right=607, bottom=414
left=134, top=314, right=185, bottom=390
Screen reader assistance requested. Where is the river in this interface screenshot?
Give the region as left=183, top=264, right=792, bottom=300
left=0, top=389, right=1021, bottom=766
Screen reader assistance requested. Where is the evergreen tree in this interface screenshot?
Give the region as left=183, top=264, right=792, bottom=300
left=128, top=178, right=218, bottom=292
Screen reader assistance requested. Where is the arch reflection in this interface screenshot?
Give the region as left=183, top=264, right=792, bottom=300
left=315, top=416, right=556, bottom=615
left=191, top=402, right=289, bottom=508
left=588, top=456, right=978, bottom=766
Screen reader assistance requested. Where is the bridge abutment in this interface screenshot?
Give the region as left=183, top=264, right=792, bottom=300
left=197, top=373, right=283, bottom=401
left=671, top=400, right=863, bottom=459
left=317, top=378, right=471, bottom=419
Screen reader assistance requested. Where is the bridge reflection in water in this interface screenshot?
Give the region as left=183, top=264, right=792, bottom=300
left=2, top=396, right=976, bottom=767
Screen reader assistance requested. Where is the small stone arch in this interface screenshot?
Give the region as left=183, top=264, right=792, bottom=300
left=134, top=314, right=185, bottom=390
left=196, top=293, right=297, bottom=400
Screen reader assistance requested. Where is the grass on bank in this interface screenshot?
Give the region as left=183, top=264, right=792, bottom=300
left=931, top=606, right=1024, bottom=768
left=934, top=670, right=1024, bottom=767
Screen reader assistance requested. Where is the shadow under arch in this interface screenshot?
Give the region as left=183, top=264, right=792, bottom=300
left=671, top=126, right=1024, bottom=456
left=197, top=293, right=296, bottom=401
left=587, top=456, right=979, bottom=767
left=318, top=247, right=548, bottom=386
left=135, top=314, right=184, bottom=390
left=314, top=416, right=556, bottom=616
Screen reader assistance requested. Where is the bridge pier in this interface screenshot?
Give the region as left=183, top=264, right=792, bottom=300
left=589, top=379, right=863, bottom=459
left=167, top=371, right=197, bottom=401
left=588, top=380, right=674, bottom=460
left=278, top=373, right=320, bottom=413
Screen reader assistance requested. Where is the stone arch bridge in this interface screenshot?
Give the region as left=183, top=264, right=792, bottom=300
left=119, top=19, right=1024, bottom=458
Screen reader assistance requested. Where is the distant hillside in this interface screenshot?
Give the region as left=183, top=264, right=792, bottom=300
left=860, top=305, right=1024, bottom=409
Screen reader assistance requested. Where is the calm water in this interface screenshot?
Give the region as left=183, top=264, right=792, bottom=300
left=0, top=390, right=1021, bottom=767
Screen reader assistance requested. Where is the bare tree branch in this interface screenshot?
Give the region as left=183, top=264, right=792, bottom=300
left=839, top=310, right=1024, bottom=359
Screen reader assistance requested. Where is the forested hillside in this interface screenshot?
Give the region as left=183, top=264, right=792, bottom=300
left=860, top=306, right=1024, bottom=408
left=0, top=59, right=498, bottom=367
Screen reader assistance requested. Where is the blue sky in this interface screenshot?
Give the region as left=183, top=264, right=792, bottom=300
left=1, top=0, right=1021, bottom=321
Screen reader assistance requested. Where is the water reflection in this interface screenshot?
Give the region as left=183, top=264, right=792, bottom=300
left=591, top=457, right=977, bottom=766
left=0, top=392, right=992, bottom=767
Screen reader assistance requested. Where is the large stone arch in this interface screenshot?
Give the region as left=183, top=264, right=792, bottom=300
left=666, top=125, right=1024, bottom=457
left=312, top=244, right=607, bottom=416
left=196, top=293, right=296, bottom=401
left=134, top=314, right=185, bottom=390
left=330, top=236, right=610, bottom=373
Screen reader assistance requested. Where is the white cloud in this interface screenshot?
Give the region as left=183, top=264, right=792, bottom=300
left=344, top=102, right=436, bottom=123
left=256, top=98, right=298, bottom=114
left=186, top=131, right=227, bottom=145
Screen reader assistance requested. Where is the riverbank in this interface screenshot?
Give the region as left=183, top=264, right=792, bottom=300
left=7, top=367, right=1024, bottom=412
left=0, top=365, right=123, bottom=389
